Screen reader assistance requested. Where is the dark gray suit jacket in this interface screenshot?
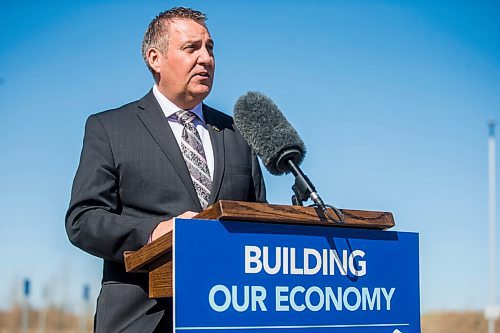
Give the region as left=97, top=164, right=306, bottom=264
left=66, top=90, right=266, bottom=332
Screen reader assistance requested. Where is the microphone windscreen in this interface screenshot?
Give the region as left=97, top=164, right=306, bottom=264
left=233, top=91, right=306, bottom=175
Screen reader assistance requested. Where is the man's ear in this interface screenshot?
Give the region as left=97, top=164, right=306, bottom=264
left=146, top=48, right=162, bottom=75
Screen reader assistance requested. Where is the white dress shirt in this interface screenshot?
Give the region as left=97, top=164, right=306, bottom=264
left=152, top=85, right=214, bottom=180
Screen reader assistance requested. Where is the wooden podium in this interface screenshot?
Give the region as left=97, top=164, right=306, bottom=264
left=123, top=200, right=395, bottom=299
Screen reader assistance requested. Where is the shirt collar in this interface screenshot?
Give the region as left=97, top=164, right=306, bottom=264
left=152, top=85, right=205, bottom=124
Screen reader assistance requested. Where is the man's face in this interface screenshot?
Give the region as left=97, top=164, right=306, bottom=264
left=155, top=19, right=215, bottom=109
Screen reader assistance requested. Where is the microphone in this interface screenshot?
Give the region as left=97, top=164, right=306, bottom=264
left=233, top=91, right=344, bottom=223
left=233, top=91, right=305, bottom=175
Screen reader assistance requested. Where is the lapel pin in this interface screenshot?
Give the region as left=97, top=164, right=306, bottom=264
left=212, top=125, right=221, bottom=132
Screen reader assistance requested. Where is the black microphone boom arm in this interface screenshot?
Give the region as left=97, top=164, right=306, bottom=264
left=286, top=160, right=345, bottom=224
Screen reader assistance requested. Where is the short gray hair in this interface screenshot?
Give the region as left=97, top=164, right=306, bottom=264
left=142, top=7, right=207, bottom=74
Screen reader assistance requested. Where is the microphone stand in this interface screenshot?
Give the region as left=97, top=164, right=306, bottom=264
left=286, top=160, right=345, bottom=224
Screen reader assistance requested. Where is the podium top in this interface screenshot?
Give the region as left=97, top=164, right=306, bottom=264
left=124, top=201, right=394, bottom=273
left=197, top=200, right=394, bottom=228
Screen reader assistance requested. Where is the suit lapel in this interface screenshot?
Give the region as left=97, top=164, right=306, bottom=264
left=136, top=90, right=202, bottom=211
left=203, top=104, right=225, bottom=205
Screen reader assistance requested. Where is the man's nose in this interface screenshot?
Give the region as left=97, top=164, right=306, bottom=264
left=197, top=46, right=213, bottom=65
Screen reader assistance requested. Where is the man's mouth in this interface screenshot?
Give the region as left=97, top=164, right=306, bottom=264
left=194, top=71, right=210, bottom=78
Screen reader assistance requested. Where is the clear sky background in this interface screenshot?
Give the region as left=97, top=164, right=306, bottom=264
left=0, top=0, right=499, bottom=314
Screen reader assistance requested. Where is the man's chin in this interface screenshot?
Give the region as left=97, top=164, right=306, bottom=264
left=189, top=86, right=212, bottom=100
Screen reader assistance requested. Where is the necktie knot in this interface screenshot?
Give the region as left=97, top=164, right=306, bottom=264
left=175, top=110, right=197, bottom=126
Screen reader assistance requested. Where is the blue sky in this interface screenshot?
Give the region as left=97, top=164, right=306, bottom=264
left=0, top=0, right=499, bottom=313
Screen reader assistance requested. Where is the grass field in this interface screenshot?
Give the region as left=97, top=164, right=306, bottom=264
left=0, top=307, right=92, bottom=333
left=0, top=308, right=499, bottom=333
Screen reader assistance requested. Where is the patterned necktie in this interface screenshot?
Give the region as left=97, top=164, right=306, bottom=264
left=175, top=110, right=212, bottom=209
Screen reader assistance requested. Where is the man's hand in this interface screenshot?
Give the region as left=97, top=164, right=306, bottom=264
left=150, top=211, right=198, bottom=242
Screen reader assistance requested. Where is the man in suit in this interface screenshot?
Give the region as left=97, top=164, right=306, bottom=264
left=66, top=7, right=266, bottom=332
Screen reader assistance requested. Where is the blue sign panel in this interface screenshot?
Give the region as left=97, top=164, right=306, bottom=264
left=83, top=284, right=90, bottom=302
left=173, top=218, right=420, bottom=333
left=23, top=278, right=30, bottom=297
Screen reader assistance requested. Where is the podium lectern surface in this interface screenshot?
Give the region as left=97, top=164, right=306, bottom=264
left=173, top=218, right=420, bottom=332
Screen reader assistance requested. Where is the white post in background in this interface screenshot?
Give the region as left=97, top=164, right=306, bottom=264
left=486, top=119, right=498, bottom=333
left=37, top=286, right=48, bottom=333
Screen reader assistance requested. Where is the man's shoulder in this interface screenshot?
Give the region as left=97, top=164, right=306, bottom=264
left=88, top=91, right=155, bottom=122
left=202, top=104, right=235, bottom=129
left=92, top=99, right=141, bottom=120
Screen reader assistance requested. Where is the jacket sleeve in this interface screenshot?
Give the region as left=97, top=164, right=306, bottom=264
left=65, top=115, right=160, bottom=263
